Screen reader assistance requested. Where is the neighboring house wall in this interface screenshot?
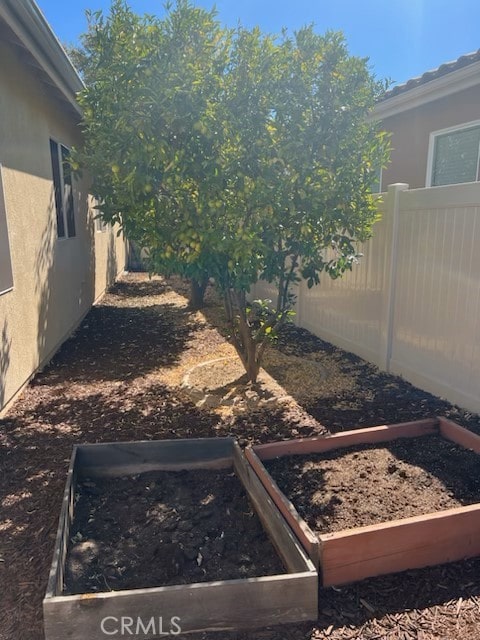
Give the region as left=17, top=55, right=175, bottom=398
left=252, top=181, right=480, bottom=414
left=380, top=85, right=480, bottom=189
left=0, top=37, right=126, bottom=414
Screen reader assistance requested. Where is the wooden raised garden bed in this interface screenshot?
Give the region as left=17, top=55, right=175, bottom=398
left=44, top=438, right=317, bottom=639
left=245, top=417, right=480, bottom=587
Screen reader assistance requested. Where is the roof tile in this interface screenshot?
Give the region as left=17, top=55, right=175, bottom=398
left=381, top=49, right=480, bottom=101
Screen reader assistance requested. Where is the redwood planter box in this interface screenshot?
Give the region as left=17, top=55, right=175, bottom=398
left=246, top=418, right=480, bottom=587
left=44, top=438, right=317, bottom=640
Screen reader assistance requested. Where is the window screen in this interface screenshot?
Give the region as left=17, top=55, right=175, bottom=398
left=50, top=139, right=65, bottom=237
left=61, top=145, right=76, bottom=237
left=0, top=165, right=14, bottom=295
left=431, top=125, right=480, bottom=186
left=50, top=139, right=76, bottom=238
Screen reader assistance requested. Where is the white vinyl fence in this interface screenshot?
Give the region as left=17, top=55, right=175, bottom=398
left=252, top=181, right=480, bottom=414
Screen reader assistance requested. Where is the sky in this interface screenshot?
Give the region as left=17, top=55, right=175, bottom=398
left=38, top=0, right=480, bottom=87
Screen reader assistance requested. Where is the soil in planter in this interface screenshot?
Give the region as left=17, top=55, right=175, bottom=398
left=64, top=467, right=284, bottom=594
left=264, top=434, right=480, bottom=534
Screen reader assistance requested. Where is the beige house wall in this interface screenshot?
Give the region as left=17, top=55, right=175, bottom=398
left=93, top=215, right=127, bottom=303
left=0, top=38, right=126, bottom=414
left=381, top=84, right=480, bottom=189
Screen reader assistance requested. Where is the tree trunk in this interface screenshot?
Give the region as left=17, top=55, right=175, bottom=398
left=223, top=288, right=260, bottom=383
left=244, top=333, right=260, bottom=383
left=188, top=276, right=208, bottom=310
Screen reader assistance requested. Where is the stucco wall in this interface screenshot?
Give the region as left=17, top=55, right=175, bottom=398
left=0, top=38, right=126, bottom=413
left=381, top=84, right=480, bottom=189
left=93, top=214, right=127, bottom=302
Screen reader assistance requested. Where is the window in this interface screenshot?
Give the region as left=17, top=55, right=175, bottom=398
left=50, top=139, right=76, bottom=238
left=0, top=164, right=13, bottom=295
left=428, top=122, right=480, bottom=187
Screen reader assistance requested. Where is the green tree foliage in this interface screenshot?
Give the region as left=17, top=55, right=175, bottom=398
left=75, top=0, right=390, bottom=382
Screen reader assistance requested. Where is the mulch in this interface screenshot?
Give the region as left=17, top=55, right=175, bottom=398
left=1, top=273, right=480, bottom=640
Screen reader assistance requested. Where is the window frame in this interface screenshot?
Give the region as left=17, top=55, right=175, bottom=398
left=426, top=119, right=480, bottom=188
left=0, top=164, right=14, bottom=296
left=50, top=138, right=76, bottom=239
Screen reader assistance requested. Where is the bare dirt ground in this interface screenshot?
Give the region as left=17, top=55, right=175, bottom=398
left=65, top=468, right=284, bottom=594
left=1, top=273, right=480, bottom=640
left=266, top=435, right=480, bottom=533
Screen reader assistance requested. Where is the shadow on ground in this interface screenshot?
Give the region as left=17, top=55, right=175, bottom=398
left=274, top=324, right=480, bottom=436
left=38, top=302, right=197, bottom=384
left=2, top=276, right=480, bottom=640
left=180, top=279, right=480, bottom=437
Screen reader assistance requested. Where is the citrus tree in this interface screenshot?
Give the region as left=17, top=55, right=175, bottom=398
left=75, top=0, right=389, bottom=382
left=75, top=0, right=230, bottom=307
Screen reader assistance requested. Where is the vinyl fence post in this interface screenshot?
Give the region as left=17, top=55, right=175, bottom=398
left=380, top=183, right=409, bottom=372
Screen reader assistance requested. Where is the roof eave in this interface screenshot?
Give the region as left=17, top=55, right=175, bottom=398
left=0, top=0, right=84, bottom=116
left=373, top=60, right=480, bottom=121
